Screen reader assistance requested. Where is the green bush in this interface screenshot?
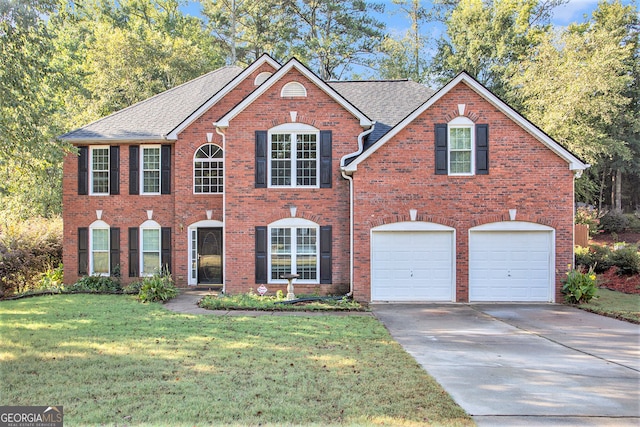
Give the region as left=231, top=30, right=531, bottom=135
left=625, top=214, right=640, bottom=232
left=123, top=281, right=143, bottom=295
left=599, top=211, right=629, bottom=234
left=610, top=244, right=640, bottom=275
left=589, top=244, right=614, bottom=273
left=0, top=217, right=63, bottom=298
left=69, top=275, right=122, bottom=293
left=562, top=267, right=598, bottom=304
left=39, top=264, right=64, bottom=293
left=574, top=246, right=592, bottom=268
left=138, top=271, right=178, bottom=303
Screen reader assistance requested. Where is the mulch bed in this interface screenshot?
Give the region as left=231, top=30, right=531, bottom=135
left=590, top=232, right=640, bottom=295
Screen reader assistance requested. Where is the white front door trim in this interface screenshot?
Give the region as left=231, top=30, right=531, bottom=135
left=187, top=220, right=224, bottom=287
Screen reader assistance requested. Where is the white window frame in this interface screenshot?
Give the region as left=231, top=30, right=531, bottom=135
left=141, top=145, right=161, bottom=195
left=193, top=144, right=224, bottom=194
left=140, top=220, right=161, bottom=276
left=268, top=123, right=319, bottom=188
left=89, top=220, right=110, bottom=276
left=448, top=116, right=475, bottom=176
left=89, top=146, right=109, bottom=195
left=268, top=218, right=319, bottom=285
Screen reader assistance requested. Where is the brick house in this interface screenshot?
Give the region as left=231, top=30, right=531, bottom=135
left=61, top=55, right=588, bottom=302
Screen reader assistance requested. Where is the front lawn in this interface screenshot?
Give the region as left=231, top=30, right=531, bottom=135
left=575, top=288, right=640, bottom=324
left=0, top=295, right=473, bottom=426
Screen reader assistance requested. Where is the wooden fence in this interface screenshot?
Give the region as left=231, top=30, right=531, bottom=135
left=575, top=224, right=589, bottom=247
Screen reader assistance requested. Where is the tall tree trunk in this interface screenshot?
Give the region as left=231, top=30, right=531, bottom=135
left=615, top=168, right=622, bottom=212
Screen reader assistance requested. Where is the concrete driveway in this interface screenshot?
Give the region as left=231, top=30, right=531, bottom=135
left=372, top=304, right=640, bottom=426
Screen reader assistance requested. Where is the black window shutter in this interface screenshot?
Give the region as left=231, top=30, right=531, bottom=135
left=110, top=146, right=120, bottom=195
left=476, top=124, right=489, bottom=175
left=435, top=124, right=448, bottom=175
left=161, top=227, right=172, bottom=273
left=78, top=227, right=88, bottom=275
left=319, top=225, right=332, bottom=284
left=128, top=227, right=139, bottom=277
left=161, top=145, right=171, bottom=194
left=129, top=145, right=139, bottom=195
left=255, top=226, right=268, bottom=283
left=319, top=130, right=332, bottom=188
left=255, top=131, right=268, bottom=188
left=78, top=146, right=88, bottom=195
left=110, top=227, right=120, bottom=274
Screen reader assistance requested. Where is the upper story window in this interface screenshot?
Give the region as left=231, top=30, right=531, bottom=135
left=142, top=146, right=161, bottom=194
left=90, top=147, right=110, bottom=195
left=269, top=123, right=318, bottom=187
left=194, top=144, right=224, bottom=194
left=448, top=118, right=474, bottom=175
left=435, top=118, right=489, bottom=176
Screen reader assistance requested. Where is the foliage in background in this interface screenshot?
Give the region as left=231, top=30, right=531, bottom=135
left=0, top=217, right=63, bottom=298
left=575, top=243, right=640, bottom=275
left=562, top=266, right=598, bottom=304
left=575, top=206, right=600, bottom=237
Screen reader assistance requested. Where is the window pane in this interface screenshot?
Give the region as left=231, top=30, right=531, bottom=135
left=296, top=228, right=316, bottom=254
left=92, top=229, right=109, bottom=251
left=296, top=255, right=317, bottom=280
left=142, top=229, right=160, bottom=251
left=296, top=134, right=317, bottom=186
left=450, top=128, right=471, bottom=149
left=450, top=151, right=471, bottom=174
left=143, top=147, right=160, bottom=193
left=194, top=144, right=224, bottom=193
left=91, top=148, right=109, bottom=194
left=93, top=253, right=109, bottom=274
left=271, top=228, right=290, bottom=254
left=142, top=253, right=160, bottom=275
left=271, top=134, right=291, bottom=186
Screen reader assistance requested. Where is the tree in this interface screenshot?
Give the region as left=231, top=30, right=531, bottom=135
left=0, top=0, right=70, bottom=220
left=378, top=0, right=429, bottom=82
left=284, top=0, right=386, bottom=80
left=201, top=0, right=295, bottom=65
left=510, top=0, right=639, bottom=209
left=431, top=0, right=564, bottom=97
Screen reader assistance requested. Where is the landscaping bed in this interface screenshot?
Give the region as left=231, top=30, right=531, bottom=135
left=199, top=292, right=368, bottom=312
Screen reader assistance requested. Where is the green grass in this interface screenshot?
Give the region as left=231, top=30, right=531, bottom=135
left=576, top=288, right=640, bottom=323
left=0, top=295, right=473, bottom=426
left=200, top=292, right=367, bottom=311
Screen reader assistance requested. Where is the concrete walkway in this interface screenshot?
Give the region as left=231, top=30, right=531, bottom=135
left=373, top=303, right=640, bottom=427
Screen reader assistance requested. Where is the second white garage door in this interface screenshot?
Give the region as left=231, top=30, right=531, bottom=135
left=371, top=225, right=455, bottom=301
left=469, top=223, right=554, bottom=302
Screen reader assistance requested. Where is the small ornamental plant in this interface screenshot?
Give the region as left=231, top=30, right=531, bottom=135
left=562, top=265, right=598, bottom=304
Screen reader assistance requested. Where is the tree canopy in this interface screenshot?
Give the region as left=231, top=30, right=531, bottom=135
left=1, top=0, right=638, bottom=220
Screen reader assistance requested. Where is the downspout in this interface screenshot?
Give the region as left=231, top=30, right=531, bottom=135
left=216, top=126, right=227, bottom=294
left=340, top=123, right=376, bottom=297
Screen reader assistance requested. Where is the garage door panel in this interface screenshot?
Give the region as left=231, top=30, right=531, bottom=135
left=470, top=229, right=553, bottom=302
left=372, top=230, right=454, bottom=301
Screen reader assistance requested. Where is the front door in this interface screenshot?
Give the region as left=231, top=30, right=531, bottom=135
left=197, top=228, right=222, bottom=284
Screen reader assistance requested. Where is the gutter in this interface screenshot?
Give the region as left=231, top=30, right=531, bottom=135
left=340, top=123, right=376, bottom=297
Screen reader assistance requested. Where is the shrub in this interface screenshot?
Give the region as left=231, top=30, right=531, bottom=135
left=123, top=281, right=143, bottom=295
left=562, top=267, right=598, bottom=304
left=575, top=206, right=599, bottom=237
left=39, top=264, right=64, bottom=293
left=138, top=271, right=178, bottom=303
left=625, top=214, right=640, bottom=232
left=599, top=211, right=629, bottom=234
left=575, top=246, right=592, bottom=268
left=0, top=218, right=63, bottom=298
left=610, top=244, right=640, bottom=275
left=69, top=275, right=122, bottom=293
left=589, top=244, right=614, bottom=273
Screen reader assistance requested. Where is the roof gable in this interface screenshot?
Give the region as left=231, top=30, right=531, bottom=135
left=342, top=72, right=588, bottom=173
left=214, top=58, right=373, bottom=129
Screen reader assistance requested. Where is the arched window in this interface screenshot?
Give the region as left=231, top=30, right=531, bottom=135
left=268, top=218, right=319, bottom=283
left=268, top=123, right=319, bottom=187
left=280, top=81, right=307, bottom=98
left=447, top=116, right=475, bottom=175
left=194, top=144, right=223, bottom=194
left=89, top=220, right=110, bottom=275
left=254, top=71, right=272, bottom=86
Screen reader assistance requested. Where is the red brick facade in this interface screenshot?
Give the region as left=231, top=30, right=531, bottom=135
left=62, top=57, right=584, bottom=302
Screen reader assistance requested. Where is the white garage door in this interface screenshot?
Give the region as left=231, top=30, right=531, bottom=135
left=371, top=227, right=454, bottom=301
left=469, top=224, right=554, bottom=302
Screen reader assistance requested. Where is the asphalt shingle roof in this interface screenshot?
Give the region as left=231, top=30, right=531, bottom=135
left=60, top=64, right=435, bottom=147
left=60, top=66, right=244, bottom=141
